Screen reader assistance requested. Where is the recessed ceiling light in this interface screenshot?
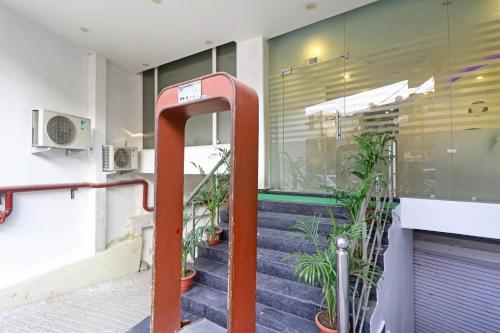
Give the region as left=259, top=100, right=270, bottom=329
left=344, top=73, right=350, bottom=79
left=305, top=2, right=317, bottom=10
left=79, top=27, right=90, bottom=33
left=476, top=75, right=484, bottom=80
left=205, top=40, right=213, bottom=45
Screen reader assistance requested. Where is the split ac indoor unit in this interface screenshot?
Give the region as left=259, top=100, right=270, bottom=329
left=32, top=109, right=91, bottom=150
left=102, top=145, right=139, bottom=172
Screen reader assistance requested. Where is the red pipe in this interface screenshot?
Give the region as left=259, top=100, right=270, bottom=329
left=0, top=179, right=154, bottom=224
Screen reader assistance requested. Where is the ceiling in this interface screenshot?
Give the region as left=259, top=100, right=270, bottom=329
left=1, top=0, right=376, bottom=73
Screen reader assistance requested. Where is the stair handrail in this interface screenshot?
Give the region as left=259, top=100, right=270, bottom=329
left=336, top=236, right=350, bottom=333
left=184, top=150, right=230, bottom=207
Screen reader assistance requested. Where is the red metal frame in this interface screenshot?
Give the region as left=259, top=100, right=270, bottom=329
left=152, top=73, right=259, bottom=332
left=0, top=179, right=154, bottom=223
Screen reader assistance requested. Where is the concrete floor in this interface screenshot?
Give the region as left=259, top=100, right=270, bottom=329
left=0, top=271, right=152, bottom=333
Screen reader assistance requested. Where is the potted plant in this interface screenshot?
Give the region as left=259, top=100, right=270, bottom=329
left=292, top=216, right=378, bottom=333
left=181, top=215, right=205, bottom=292
left=191, top=149, right=230, bottom=246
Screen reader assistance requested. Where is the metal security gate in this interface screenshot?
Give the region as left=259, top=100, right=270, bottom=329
left=413, top=234, right=500, bottom=333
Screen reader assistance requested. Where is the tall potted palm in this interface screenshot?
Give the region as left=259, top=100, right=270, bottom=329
left=191, top=149, right=230, bottom=246
left=292, top=216, right=378, bottom=333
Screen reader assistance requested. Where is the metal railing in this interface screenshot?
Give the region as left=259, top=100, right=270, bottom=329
left=336, top=236, right=350, bottom=333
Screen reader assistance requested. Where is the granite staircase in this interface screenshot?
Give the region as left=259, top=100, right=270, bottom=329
left=128, top=198, right=389, bottom=333
left=181, top=199, right=389, bottom=333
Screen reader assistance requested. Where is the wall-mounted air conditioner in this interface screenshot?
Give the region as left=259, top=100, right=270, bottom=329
left=102, top=145, right=139, bottom=172
left=32, top=109, right=91, bottom=151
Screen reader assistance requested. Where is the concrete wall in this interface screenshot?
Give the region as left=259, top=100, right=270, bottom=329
left=400, top=198, right=500, bottom=240
left=105, top=64, right=147, bottom=245
left=0, top=5, right=93, bottom=289
left=0, top=5, right=147, bottom=290
left=236, top=37, right=269, bottom=189
left=371, top=206, right=414, bottom=333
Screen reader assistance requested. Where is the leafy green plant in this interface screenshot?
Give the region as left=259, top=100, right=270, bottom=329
left=181, top=214, right=205, bottom=277
left=324, top=132, right=394, bottom=222
left=292, top=216, right=379, bottom=328
left=190, top=148, right=231, bottom=236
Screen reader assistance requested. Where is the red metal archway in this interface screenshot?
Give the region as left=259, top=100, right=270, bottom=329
left=151, top=73, right=259, bottom=333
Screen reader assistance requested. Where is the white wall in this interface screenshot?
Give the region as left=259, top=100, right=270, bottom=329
left=0, top=5, right=93, bottom=289
left=237, top=37, right=269, bottom=189
left=105, top=64, right=146, bottom=245
left=400, top=198, right=500, bottom=240
left=0, top=5, right=149, bottom=290
left=371, top=206, right=414, bottom=333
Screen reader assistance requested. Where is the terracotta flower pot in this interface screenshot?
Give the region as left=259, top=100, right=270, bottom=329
left=181, top=269, right=196, bottom=292
left=315, top=311, right=337, bottom=333
left=206, top=227, right=223, bottom=246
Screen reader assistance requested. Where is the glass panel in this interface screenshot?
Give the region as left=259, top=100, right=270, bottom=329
left=158, top=49, right=213, bottom=147
left=268, top=0, right=499, bottom=202
left=269, top=17, right=346, bottom=192
left=185, top=114, right=213, bottom=146
left=142, top=69, right=155, bottom=149
left=344, top=0, right=452, bottom=199
left=216, top=42, right=236, bottom=76
left=158, top=50, right=212, bottom=90
left=216, top=42, right=236, bottom=144
left=448, top=0, right=500, bottom=202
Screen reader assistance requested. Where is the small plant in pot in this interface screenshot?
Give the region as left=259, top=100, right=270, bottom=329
left=292, top=216, right=378, bottom=333
left=191, top=149, right=230, bottom=246
left=181, top=215, right=205, bottom=292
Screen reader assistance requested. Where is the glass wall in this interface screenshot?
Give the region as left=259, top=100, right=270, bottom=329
left=141, top=42, right=236, bottom=148
left=158, top=50, right=213, bottom=147
left=269, top=0, right=500, bottom=202
left=215, top=42, right=236, bottom=144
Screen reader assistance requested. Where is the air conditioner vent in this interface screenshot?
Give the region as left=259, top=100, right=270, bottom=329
left=114, top=148, right=131, bottom=168
left=46, top=115, right=76, bottom=145
left=32, top=109, right=91, bottom=151
left=102, top=145, right=138, bottom=172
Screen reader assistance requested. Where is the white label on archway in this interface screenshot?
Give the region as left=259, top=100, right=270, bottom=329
left=178, top=80, right=202, bottom=104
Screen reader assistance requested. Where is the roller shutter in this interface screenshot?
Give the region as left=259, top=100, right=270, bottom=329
left=413, top=234, right=500, bottom=333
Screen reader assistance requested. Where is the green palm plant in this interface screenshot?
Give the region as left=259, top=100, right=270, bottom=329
left=181, top=213, right=205, bottom=278
left=292, top=215, right=379, bottom=329
left=190, top=148, right=230, bottom=239
left=324, top=132, right=394, bottom=222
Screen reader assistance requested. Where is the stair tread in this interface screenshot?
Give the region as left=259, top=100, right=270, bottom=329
left=222, top=224, right=326, bottom=246
left=200, top=241, right=298, bottom=266
left=195, top=258, right=323, bottom=306
left=258, top=210, right=348, bottom=224
left=182, top=283, right=319, bottom=333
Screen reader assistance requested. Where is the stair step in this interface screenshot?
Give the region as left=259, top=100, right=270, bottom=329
left=199, top=241, right=299, bottom=282
left=126, top=311, right=201, bottom=333
left=220, top=224, right=327, bottom=254
left=220, top=210, right=350, bottom=234
left=182, top=283, right=319, bottom=333
left=194, top=258, right=324, bottom=320
left=258, top=200, right=349, bottom=219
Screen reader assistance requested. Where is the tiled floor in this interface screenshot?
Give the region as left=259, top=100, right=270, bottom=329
left=0, top=271, right=152, bottom=333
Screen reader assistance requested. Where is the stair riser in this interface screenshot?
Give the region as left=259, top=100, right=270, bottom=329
left=219, top=230, right=320, bottom=254
left=181, top=296, right=227, bottom=329
left=258, top=201, right=349, bottom=219
left=198, top=246, right=326, bottom=287
left=220, top=210, right=346, bottom=235
left=182, top=286, right=317, bottom=333
left=258, top=216, right=342, bottom=235
left=195, top=270, right=323, bottom=321
left=200, top=243, right=385, bottom=296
